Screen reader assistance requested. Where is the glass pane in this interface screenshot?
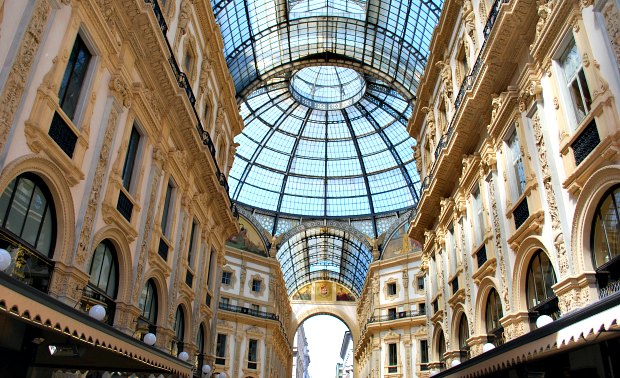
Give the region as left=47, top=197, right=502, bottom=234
left=36, top=207, right=54, bottom=257
left=22, top=186, right=47, bottom=247
left=6, top=178, right=34, bottom=236
left=59, top=36, right=92, bottom=120
left=0, top=179, right=15, bottom=224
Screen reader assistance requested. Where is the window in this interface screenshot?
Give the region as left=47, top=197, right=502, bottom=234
left=248, top=339, right=258, bottom=369
left=447, top=225, right=457, bottom=274
left=172, top=306, right=185, bottom=355
left=387, top=282, right=397, bottom=296
left=215, top=334, right=227, bottom=365
left=388, top=307, right=397, bottom=319
left=418, top=302, right=426, bottom=315
left=222, top=270, right=232, bottom=285
left=485, top=289, right=504, bottom=346
left=220, top=297, right=229, bottom=306
left=187, top=220, right=197, bottom=268
left=161, top=180, right=175, bottom=237
left=506, top=129, right=526, bottom=199
left=252, top=278, right=261, bottom=292
left=526, top=250, right=558, bottom=316
left=88, top=240, right=118, bottom=298
left=437, top=331, right=446, bottom=369
left=58, top=34, right=92, bottom=121
left=559, top=40, right=592, bottom=126
left=472, top=186, right=485, bottom=246
left=592, top=185, right=620, bottom=297
left=121, top=126, right=141, bottom=191
left=138, top=279, right=158, bottom=329
left=0, top=174, right=55, bottom=258
left=420, top=340, right=429, bottom=370
left=417, top=276, right=425, bottom=290
left=207, top=248, right=215, bottom=290
left=388, top=343, right=397, bottom=373
left=196, top=324, right=205, bottom=369
left=457, top=315, right=470, bottom=361
left=251, top=304, right=260, bottom=314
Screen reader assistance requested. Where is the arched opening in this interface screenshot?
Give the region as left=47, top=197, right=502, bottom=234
left=0, top=173, right=56, bottom=293
left=82, top=239, right=119, bottom=325
left=172, top=305, right=186, bottom=355
left=137, top=278, right=158, bottom=339
left=592, top=184, right=620, bottom=297
left=485, top=288, right=505, bottom=347
left=526, top=249, right=559, bottom=328
left=293, top=314, right=352, bottom=378
left=457, top=314, right=470, bottom=361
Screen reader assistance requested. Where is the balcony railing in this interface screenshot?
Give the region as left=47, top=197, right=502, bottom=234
left=144, top=0, right=229, bottom=196
left=513, top=197, right=529, bottom=230
left=367, top=309, right=425, bottom=323
left=572, top=119, right=600, bottom=166
left=218, top=302, right=279, bottom=321
left=79, top=284, right=116, bottom=326
left=0, top=229, right=54, bottom=294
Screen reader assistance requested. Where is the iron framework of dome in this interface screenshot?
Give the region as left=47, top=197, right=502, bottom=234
left=211, top=0, right=443, bottom=291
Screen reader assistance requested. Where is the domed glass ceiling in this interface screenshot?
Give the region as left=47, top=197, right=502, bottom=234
left=290, top=66, right=366, bottom=110
left=229, top=72, right=421, bottom=218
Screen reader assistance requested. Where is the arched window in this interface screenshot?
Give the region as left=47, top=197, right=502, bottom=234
left=0, top=173, right=56, bottom=293
left=437, top=330, right=446, bottom=370
left=196, top=323, right=206, bottom=370
left=526, top=250, right=559, bottom=325
left=485, top=288, right=504, bottom=346
left=84, top=240, right=119, bottom=324
left=457, top=315, right=470, bottom=361
left=138, top=279, right=158, bottom=334
left=172, top=306, right=185, bottom=355
left=592, top=185, right=620, bottom=297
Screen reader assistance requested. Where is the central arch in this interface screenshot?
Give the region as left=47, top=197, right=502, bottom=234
left=291, top=303, right=360, bottom=347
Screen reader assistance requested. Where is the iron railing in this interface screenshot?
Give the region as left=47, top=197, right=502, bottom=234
left=218, top=302, right=279, bottom=321
left=368, top=309, right=425, bottom=323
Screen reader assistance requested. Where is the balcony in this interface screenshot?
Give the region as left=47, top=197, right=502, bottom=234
left=367, top=309, right=425, bottom=323
left=218, top=302, right=279, bottom=321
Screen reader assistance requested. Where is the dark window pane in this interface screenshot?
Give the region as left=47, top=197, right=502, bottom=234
left=121, top=127, right=141, bottom=190
left=58, top=36, right=92, bottom=120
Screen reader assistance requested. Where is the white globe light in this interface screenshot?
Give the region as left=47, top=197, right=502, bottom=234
left=202, top=364, right=212, bottom=374
left=0, top=248, right=11, bottom=271
left=482, top=342, right=495, bottom=352
left=451, top=359, right=461, bottom=367
left=143, top=332, right=157, bottom=346
left=536, top=314, right=553, bottom=328
left=88, top=304, right=106, bottom=321
left=178, top=351, right=189, bottom=361
left=218, top=373, right=227, bottom=378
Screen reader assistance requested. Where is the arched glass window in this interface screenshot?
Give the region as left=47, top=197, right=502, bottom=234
left=83, top=240, right=119, bottom=324
left=457, top=315, right=470, bottom=361
left=89, top=240, right=118, bottom=298
left=0, top=173, right=55, bottom=257
left=171, top=306, right=185, bottom=355
left=437, top=331, right=446, bottom=370
left=0, top=173, right=56, bottom=293
left=195, top=324, right=206, bottom=369
left=485, top=289, right=504, bottom=346
left=526, top=250, right=559, bottom=324
left=138, top=279, right=158, bottom=332
left=592, top=185, right=620, bottom=297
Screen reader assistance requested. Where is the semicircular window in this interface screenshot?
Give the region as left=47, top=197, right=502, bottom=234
left=290, top=66, right=366, bottom=110
left=84, top=240, right=119, bottom=324
left=526, top=250, right=559, bottom=326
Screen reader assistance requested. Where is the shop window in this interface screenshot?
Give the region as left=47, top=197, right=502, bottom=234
left=83, top=240, right=118, bottom=324
left=0, top=173, right=56, bottom=293
left=420, top=340, right=429, bottom=371
left=592, top=185, right=620, bottom=298
left=485, top=288, right=504, bottom=346
left=171, top=306, right=185, bottom=356
left=196, top=324, right=206, bottom=371
left=526, top=250, right=559, bottom=327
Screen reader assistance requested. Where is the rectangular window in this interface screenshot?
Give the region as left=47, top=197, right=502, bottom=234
left=418, top=302, right=426, bottom=315
left=472, top=186, right=484, bottom=246
left=161, top=180, right=174, bottom=236
left=251, top=304, right=260, bottom=313
left=221, top=271, right=232, bottom=285
left=420, top=340, right=429, bottom=363
left=121, top=126, right=141, bottom=191
left=448, top=225, right=457, bottom=274
left=417, top=277, right=425, bottom=290
left=215, top=334, right=227, bottom=365
left=252, top=279, right=261, bottom=292
left=187, top=220, right=197, bottom=268
left=560, top=40, right=592, bottom=126
left=388, top=343, right=398, bottom=372
left=388, top=307, right=396, bottom=320
left=248, top=339, right=258, bottom=369
left=58, top=34, right=92, bottom=121
left=207, top=248, right=215, bottom=290
left=220, top=297, right=229, bottom=306
left=387, top=282, right=397, bottom=296
left=506, top=129, right=526, bottom=199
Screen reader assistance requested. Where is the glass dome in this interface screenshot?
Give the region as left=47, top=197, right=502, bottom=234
left=290, top=66, right=366, bottom=110
left=229, top=73, right=421, bottom=218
